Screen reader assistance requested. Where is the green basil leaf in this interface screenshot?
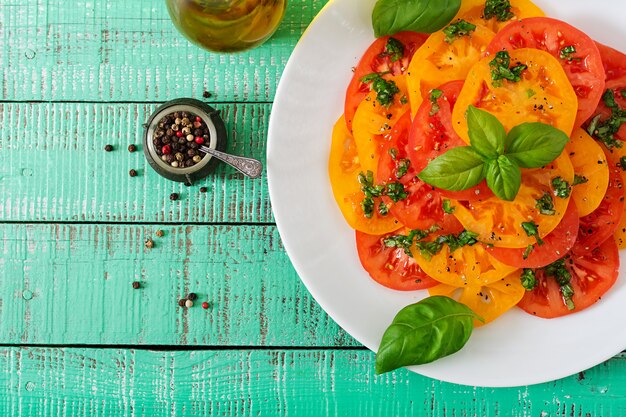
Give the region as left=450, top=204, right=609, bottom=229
left=485, top=155, right=521, bottom=201
left=375, top=296, right=481, bottom=374
left=372, top=0, right=462, bottom=37
left=466, top=105, right=506, bottom=160
left=505, top=123, right=569, bottom=168
left=418, top=147, right=485, bottom=191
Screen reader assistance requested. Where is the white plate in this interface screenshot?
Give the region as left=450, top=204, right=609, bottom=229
left=267, top=0, right=626, bottom=387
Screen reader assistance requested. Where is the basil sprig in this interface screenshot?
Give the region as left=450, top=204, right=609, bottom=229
left=376, top=296, right=482, bottom=374
left=372, top=0, right=461, bottom=38
left=418, top=106, right=569, bottom=201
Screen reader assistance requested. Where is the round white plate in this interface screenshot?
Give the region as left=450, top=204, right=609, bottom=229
left=267, top=0, right=626, bottom=387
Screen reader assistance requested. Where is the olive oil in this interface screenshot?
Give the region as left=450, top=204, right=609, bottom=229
left=166, top=0, right=287, bottom=53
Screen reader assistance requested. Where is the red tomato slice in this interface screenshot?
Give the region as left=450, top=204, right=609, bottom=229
left=517, top=237, right=619, bottom=319
left=407, top=80, right=493, bottom=201
left=577, top=163, right=625, bottom=251
left=345, top=32, right=428, bottom=131
left=356, top=230, right=437, bottom=291
left=486, top=17, right=605, bottom=127
left=377, top=112, right=448, bottom=229
left=488, top=200, right=579, bottom=269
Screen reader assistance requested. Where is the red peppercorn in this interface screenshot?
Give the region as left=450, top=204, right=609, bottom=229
left=176, top=131, right=183, bottom=138
left=162, top=145, right=172, bottom=155
left=195, top=116, right=202, bottom=123
left=195, top=137, right=204, bottom=145
left=202, top=302, right=210, bottom=309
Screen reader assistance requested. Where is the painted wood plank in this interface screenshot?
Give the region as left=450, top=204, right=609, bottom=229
left=0, top=102, right=272, bottom=223
left=0, top=223, right=355, bottom=346
left=2, top=347, right=625, bottom=416
left=0, top=0, right=328, bottom=102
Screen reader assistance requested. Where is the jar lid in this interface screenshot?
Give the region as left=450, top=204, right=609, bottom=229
left=143, top=98, right=227, bottom=185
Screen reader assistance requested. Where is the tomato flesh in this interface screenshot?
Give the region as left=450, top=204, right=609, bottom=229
left=517, top=237, right=619, bottom=318
left=356, top=230, right=437, bottom=291
left=486, top=17, right=605, bottom=127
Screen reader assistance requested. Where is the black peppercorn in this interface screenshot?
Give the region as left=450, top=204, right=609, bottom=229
left=178, top=299, right=186, bottom=307
left=203, top=91, right=212, bottom=98
left=104, top=144, right=113, bottom=152
left=170, top=193, right=179, bottom=201
left=166, top=129, right=174, bottom=136
left=128, top=144, right=137, bottom=153
left=162, top=136, right=171, bottom=144
left=132, top=281, right=141, bottom=289
left=129, top=169, right=138, bottom=177
left=155, top=230, right=164, bottom=237
left=185, top=159, right=194, bottom=167
left=166, top=154, right=175, bottom=163
left=200, top=187, right=208, bottom=193
left=187, top=292, right=198, bottom=301
left=144, top=238, right=154, bottom=248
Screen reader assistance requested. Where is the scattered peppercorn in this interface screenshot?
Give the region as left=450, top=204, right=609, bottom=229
left=144, top=238, right=154, bottom=249
left=187, top=292, right=198, bottom=301
left=185, top=299, right=194, bottom=308
left=170, top=193, right=179, bottom=201
left=200, top=187, right=208, bottom=193
left=132, top=281, right=141, bottom=289
left=178, top=299, right=186, bottom=307
left=129, top=169, right=138, bottom=177
left=155, top=230, right=164, bottom=237
left=128, top=144, right=137, bottom=153
left=203, top=91, right=212, bottom=98
left=104, top=144, right=113, bottom=152
left=202, top=301, right=210, bottom=309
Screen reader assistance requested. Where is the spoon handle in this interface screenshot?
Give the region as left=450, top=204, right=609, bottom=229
left=199, top=146, right=263, bottom=179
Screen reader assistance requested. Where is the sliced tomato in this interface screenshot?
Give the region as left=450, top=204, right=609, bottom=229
left=584, top=42, right=626, bottom=145
left=604, top=143, right=626, bottom=248
left=567, top=128, right=609, bottom=217
left=328, top=116, right=400, bottom=234
left=414, top=240, right=518, bottom=288
left=377, top=112, right=446, bottom=229
left=429, top=271, right=525, bottom=326
left=452, top=48, right=579, bottom=143
left=517, top=237, right=619, bottom=319
left=406, top=24, right=495, bottom=115
left=453, top=154, right=574, bottom=248
left=345, top=32, right=428, bottom=131
left=577, top=163, right=625, bottom=251
left=488, top=200, right=579, bottom=269
left=486, top=17, right=605, bottom=127
left=352, top=75, right=411, bottom=175
left=407, top=80, right=493, bottom=201
left=356, top=230, right=437, bottom=291
left=455, top=0, right=544, bottom=33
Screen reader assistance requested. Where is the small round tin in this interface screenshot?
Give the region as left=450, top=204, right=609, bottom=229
left=143, top=98, right=227, bottom=185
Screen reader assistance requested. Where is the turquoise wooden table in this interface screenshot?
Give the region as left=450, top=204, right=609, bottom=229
left=1, top=0, right=625, bottom=415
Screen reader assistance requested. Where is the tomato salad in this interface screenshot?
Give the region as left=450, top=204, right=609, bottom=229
left=329, top=0, right=626, bottom=329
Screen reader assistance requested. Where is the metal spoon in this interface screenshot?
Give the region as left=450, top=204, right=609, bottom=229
left=199, top=146, right=263, bottom=178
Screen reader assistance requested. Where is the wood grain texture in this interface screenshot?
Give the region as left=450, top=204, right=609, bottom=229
left=0, top=223, right=355, bottom=346
left=0, top=102, right=272, bottom=223
left=0, top=0, right=328, bottom=102
left=2, top=347, right=626, bottom=416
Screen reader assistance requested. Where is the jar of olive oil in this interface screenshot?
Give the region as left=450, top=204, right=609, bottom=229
left=166, top=0, right=287, bottom=53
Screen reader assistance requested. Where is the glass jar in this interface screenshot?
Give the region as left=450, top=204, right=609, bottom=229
left=166, top=0, right=287, bottom=53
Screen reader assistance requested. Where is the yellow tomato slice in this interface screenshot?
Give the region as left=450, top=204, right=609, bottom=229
left=604, top=145, right=626, bottom=248
left=414, top=242, right=518, bottom=287
left=428, top=271, right=525, bottom=326
left=328, top=116, right=401, bottom=234
left=566, top=128, right=610, bottom=217
left=452, top=48, right=578, bottom=144
left=453, top=154, right=575, bottom=248
left=406, top=24, right=495, bottom=115
left=352, top=75, right=410, bottom=175
left=455, top=0, right=545, bottom=33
